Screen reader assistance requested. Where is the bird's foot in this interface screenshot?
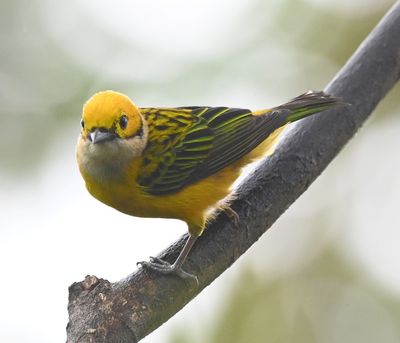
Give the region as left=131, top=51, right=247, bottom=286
left=137, top=257, right=198, bottom=285
left=224, top=206, right=240, bottom=226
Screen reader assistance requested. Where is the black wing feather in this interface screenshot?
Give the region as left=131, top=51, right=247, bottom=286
left=138, top=106, right=287, bottom=195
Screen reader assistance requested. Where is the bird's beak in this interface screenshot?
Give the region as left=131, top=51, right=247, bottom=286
left=89, top=128, right=117, bottom=144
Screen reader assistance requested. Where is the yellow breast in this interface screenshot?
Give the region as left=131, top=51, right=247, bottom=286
left=77, top=125, right=285, bottom=236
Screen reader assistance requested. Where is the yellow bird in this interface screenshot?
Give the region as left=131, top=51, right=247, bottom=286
left=76, top=90, right=340, bottom=280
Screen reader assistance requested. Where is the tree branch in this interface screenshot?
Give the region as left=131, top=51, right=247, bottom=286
left=66, top=2, right=400, bottom=342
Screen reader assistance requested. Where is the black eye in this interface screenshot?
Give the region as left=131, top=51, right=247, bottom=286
left=80, top=119, right=85, bottom=129
left=119, top=115, right=128, bottom=130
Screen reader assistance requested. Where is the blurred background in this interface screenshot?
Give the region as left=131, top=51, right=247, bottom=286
left=1, top=0, right=399, bottom=342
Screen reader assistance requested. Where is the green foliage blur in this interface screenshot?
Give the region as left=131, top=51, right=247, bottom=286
left=1, top=0, right=399, bottom=342
left=170, top=247, right=400, bottom=343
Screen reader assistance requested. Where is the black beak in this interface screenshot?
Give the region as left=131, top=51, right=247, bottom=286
left=89, top=128, right=117, bottom=144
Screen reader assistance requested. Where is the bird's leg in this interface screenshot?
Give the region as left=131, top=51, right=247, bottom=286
left=138, top=233, right=199, bottom=284
left=224, top=206, right=240, bottom=226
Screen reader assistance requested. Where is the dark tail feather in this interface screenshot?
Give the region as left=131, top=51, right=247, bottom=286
left=275, top=91, right=346, bottom=123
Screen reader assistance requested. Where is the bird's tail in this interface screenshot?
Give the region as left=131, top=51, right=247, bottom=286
left=274, top=91, right=344, bottom=123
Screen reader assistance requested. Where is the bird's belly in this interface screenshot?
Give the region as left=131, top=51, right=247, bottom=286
left=79, top=125, right=285, bottom=235
left=83, top=165, right=239, bottom=232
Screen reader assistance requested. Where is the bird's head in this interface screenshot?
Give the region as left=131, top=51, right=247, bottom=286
left=77, top=90, right=148, bottom=181
left=80, top=90, right=146, bottom=145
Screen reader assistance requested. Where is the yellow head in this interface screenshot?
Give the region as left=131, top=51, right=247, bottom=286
left=77, top=90, right=148, bottom=182
left=81, top=90, right=144, bottom=142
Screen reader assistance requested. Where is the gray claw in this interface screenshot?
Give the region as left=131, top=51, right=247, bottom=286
left=149, top=256, right=170, bottom=266
left=224, top=206, right=240, bottom=226
left=138, top=257, right=199, bottom=286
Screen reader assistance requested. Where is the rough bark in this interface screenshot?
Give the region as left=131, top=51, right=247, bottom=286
left=67, top=2, right=400, bottom=342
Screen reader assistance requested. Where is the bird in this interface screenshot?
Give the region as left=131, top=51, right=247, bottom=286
left=76, top=90, right=341, bottom=282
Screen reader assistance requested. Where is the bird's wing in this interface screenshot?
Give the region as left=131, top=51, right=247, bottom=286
left=138, top=106, right=287, bottom=195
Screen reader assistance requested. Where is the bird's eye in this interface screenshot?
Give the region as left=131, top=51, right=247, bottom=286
left=80, top=119, right=85, bottom=129
left=119, top=114, right=128, bottom=130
